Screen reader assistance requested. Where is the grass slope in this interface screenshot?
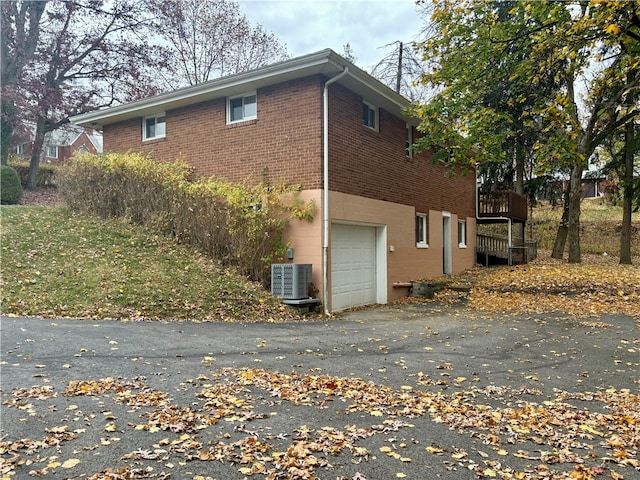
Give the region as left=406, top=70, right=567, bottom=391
left=529, top=197, right=640, bottom=257
left=1, top=206, right=305, bottom=322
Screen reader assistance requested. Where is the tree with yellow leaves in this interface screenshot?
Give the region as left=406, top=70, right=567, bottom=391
left=412, top=0, right=639, bottom=264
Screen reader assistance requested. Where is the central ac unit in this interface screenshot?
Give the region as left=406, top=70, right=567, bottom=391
left=271, top=264, right=311, bottom=300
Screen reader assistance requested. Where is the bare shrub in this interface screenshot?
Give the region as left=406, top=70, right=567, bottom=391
left=57, top=152, right=315, bottom=286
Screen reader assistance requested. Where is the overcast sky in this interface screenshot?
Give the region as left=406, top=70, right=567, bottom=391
left=236, top=0, right=427, bottom=70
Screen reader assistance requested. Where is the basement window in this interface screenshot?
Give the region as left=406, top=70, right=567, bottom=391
left=143, top=114, right=166, bottom=141
left=458, top=220, right=467, bottom=248
left=416, top=213, right=428, bottom=248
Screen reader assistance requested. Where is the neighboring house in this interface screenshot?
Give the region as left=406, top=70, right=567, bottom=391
left=581, top=169, right=607, bottom=199
left=71, top=49, right=479, bottom=313
left=12, top=124, right=102, bottom=164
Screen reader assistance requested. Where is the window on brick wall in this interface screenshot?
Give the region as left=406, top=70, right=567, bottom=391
left=362, top=101, right=378, bottom=131
left=416, top=213, right=428, bottom=248
left=406, top=124, right=413, bottom=158
left=15, top=144, right=25, bottom=155
left=46, top=145, right=58, bottom=158
left=143, top=114, right=166, bottom=141
left=458, top=220, right=467, bottom=247
left=228, top=92, right=257, bottom=123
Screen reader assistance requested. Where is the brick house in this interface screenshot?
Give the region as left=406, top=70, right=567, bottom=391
left=72, top=49, right=478, bottom=313
left=13, top=124, right=102, bottom=164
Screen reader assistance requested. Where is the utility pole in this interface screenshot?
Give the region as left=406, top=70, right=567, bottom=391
left=396, top=41, right=403, bottom=93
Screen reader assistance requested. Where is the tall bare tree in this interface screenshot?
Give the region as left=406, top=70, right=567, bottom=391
left=147, top=0, right=289, bottom=89
left=1, top=0, right=165, bottom=188
left=370, top=41, right=430, bottom=103
left=1, top=1, right=46, bottom=166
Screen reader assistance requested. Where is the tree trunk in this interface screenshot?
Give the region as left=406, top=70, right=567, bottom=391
left=620, top=69, right=636, bottom=265
left=1, top=1, right=48, bottom=165
left=513, top=135, right=526, bottom=262
left=567, top=163, right=583, bottom=263
left=551, top=183, right=570, bottom=259
left=27, top=115, right=46, bottom=190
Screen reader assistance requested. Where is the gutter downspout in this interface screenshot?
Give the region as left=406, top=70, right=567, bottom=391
left=322, top=66, right=348, bottom=316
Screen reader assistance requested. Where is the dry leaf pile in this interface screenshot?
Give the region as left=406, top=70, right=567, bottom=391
left=404, top=262, right=640, bottom=320
left=467, top=264, right=640, bottom=320
left=2, top=365, right=638, bottom=479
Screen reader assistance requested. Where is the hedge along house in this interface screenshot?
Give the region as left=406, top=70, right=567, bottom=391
left=72, top=49, right=477, bottom=313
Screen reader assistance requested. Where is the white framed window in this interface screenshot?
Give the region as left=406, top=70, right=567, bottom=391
left=15, top=144, right=25, bottom=155
left=46, top=145, right=58, bottom=158
left=143, top=114, right=166, bottom=140
left=228, top=92, right=257, bottom=123
left=406, top=125, right=413, bottom=158
left=362, top=101, right=378, bottom=131
left=416, top=213, right=428, bottom=248
left=458, top=220, right=467, bottom=247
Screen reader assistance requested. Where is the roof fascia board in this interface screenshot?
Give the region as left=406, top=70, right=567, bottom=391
left=343, top=68, right=416, bottom=123
left=72, top=48, right=418, bottom=128
left=343, top=62, right=409, bottom=109
left=72, top=50, right=339, bottom=128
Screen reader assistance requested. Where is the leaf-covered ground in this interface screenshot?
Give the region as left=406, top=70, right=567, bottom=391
left=2, top=366, right=639, bottom=479
left=468, top=260, right=640, bottom=320
left=405, top=256, right=640, bottom=322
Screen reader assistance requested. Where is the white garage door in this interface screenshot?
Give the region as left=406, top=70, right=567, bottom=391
left=331, top=224, right=377, bottom=311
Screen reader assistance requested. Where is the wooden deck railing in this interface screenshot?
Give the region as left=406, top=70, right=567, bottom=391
left=476, top=234, right=538, bottom=265
left=478, top=191, right=528, bottom=222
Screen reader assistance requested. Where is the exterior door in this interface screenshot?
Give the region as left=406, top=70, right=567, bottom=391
left=442, top=212, right=452, bottom=275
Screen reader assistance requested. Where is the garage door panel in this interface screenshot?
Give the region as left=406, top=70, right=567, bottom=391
left=331, top=224, right=377, bottom=311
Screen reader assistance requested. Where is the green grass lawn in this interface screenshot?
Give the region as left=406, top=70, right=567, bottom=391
left=1, top=206, right=304, bottom=322
left=479, top=197, right=639, bottom=258
left=529, top=197, right=640, bottom=257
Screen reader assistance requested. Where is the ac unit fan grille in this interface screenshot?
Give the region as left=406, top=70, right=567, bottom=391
left=271, top=264, right=311, bottom=300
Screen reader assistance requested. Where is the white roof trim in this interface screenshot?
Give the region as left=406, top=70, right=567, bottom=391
left=71, top=49, right=415, bottom=129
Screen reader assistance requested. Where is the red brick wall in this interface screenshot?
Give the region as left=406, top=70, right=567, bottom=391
left=43, top=132, right=100, bottom=165
left=103, top=75, right=476, bottom=218
left=71, top=132, right=99, bottom=156
left=104, top=76, right=325, bottom=188
left=327, top=84, right=476, bottom=219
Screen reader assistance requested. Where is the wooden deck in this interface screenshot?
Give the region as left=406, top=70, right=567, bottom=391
left=478, top=191, right=528, bottom=223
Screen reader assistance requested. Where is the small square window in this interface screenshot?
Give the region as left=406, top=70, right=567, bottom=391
left=143, top=114, right=166, bottom=140
left=458, top=220, right=467, bottom=247
left=416, top=213, right=428, bottom=247
left=16, top=144, right=25, bottom=155
left=362, top=101, right=378, bottom=130
left=228, top=93, right=257, bottom=123
left=46, top=145, right=58, bottom=158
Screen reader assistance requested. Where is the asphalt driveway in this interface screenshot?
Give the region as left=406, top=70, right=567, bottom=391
left=1, top=304, right=639, bottom=479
